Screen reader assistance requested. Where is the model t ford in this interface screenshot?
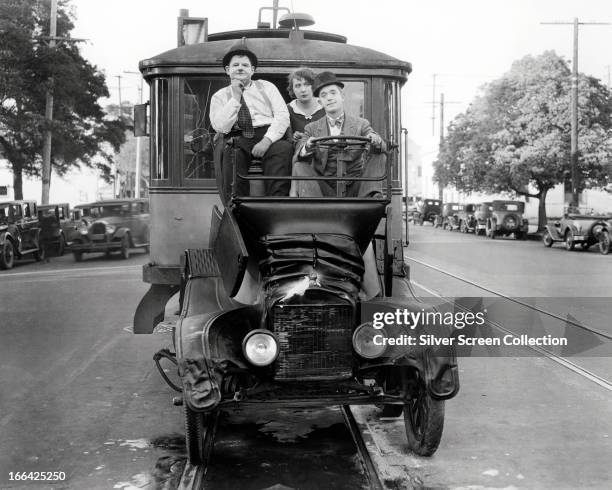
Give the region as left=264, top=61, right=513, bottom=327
left=133, top=5, right=459, bottom=463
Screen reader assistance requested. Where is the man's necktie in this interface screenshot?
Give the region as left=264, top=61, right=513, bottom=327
left=237, top=94, right=254, bottom=138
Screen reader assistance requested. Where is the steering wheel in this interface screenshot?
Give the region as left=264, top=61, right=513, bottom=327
left=309, top=135, right=371, bottom=151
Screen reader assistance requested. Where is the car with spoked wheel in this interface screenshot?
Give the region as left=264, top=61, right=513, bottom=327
left=543, top=212, right=611, bottom=252
left=0, top=200, right=46, bottom=269
left=70, top=199, right=150, bottom=261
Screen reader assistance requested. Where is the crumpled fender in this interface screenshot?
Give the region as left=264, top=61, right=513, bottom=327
left=360, top=297, right=460, bottom=400
left=176, top=275, right=260, bottom=411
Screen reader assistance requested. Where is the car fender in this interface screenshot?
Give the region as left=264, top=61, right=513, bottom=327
left=360, top=298, right=460, bottom=400
left=545, top=224, right=563, bottom=240
left=113, top=227, right=131, bottom=241
left=0, top=231, right=14, bottom=245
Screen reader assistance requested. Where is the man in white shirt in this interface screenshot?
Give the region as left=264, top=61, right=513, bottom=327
left=210, top=38, right=292, bottom=199
left=292, top=71, right=386, bottom=198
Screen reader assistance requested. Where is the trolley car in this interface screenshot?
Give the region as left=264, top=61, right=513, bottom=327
left=133, top=4, right=459, bottom=463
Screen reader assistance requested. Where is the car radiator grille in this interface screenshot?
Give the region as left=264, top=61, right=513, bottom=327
left=91, top=223, right=106, bottom=234
left=271, top=304, right=354, bottom=381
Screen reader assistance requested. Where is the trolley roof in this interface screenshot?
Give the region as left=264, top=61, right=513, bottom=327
left=139, top=28, right=411, bottom=80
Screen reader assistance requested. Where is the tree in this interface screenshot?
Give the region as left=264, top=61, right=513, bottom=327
left=0, top=0, right=126, bottom=199
left=434, top=51, right=612, bottom=230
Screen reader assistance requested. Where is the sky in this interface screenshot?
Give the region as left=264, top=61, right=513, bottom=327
left=68, top=0, right=612, bottom=161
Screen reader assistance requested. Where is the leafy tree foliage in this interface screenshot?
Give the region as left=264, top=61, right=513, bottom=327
left=0, top=0, right=126, bottom=199
left=434, top=51, right=612, bottom=229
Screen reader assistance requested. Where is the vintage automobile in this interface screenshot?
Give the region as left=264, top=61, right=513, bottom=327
left=457, top=203, right=477, bottom=233
left=38, top=203, right=84, bottom=255
left=542, top=211, right=610, bottom=251
left=414, top=198, right=442, bottom=226
left=473, top=202, right=492, bottom=236
left=70, top=199, right=150, bottom=261
left=485, top=200, right=529, bottom=239
left=441, top=203, right=464, bottom=231
left=0, top=200, right=46, bottom=269
left=133, top=6, right=459, bottom=464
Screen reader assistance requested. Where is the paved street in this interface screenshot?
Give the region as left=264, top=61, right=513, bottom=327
left=0, top=232, right=611, bottom=488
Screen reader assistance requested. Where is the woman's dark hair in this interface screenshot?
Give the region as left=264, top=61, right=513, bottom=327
left=287, top=67, right=317, bottom=98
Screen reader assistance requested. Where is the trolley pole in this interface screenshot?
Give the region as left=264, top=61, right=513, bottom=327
left=41, top=0, right=57, bottom=205
left=541, top=18, right=610, bottom=209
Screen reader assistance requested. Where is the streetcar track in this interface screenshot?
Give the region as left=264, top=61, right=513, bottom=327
left=406, top=254, right=612, bottom=340
left=176, top=406, right=386, bottom=490
left=406, top=260, right=612, bottom=392
left=0, top=264, right=142, bottom=280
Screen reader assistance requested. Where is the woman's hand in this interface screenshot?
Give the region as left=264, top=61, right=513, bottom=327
left=293, top=131, right=304, bottom=142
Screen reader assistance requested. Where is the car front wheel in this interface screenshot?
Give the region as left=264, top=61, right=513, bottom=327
left=0, top=240, right=15, bottom=270
left=543, top=231, right=554, bottom=247
left=599, top=230, right=611, bottom=255
left=120, top=235, right=131, bottom=260
left=404, top=376, right=445, bottom=456
left=565, top=231, right=575, bottom=251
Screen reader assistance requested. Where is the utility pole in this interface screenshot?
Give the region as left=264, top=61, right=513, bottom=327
left=124, top=70, right=144, bottom=198
left=41, top=0, right=57, bottom=205
left=115, top=75, right=123, bottom=116
left=431, top=74, right=437, bottom=136
left=541, top=18, right=610, bottom=209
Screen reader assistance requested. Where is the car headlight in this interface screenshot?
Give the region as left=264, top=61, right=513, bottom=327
left=242, top=330, right=279, bottom=366
left=592, top=224, right=603, bottom=236
left=352, top=322, right=388, bottom=359
left=105, top=225, right=116, bottom=234
left=79, top=228, right=89, bottom=235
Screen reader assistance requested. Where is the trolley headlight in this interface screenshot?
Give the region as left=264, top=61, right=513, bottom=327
left=242, top=330, right=279, bottom=366
left=352, top=322, right=388, bottom=359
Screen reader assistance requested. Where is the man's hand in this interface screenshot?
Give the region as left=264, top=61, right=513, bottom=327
left=252, top=137, right=272, bottom=158
left=367, top=132, right=383, bottom=147
left=304, top=136, right=316, bottom=151
left=230, top=80, right=244, bottom=100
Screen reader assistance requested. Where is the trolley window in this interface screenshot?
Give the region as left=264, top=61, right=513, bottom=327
left=384, top=80, right=401, bottom=180
left=343, top=81, right=366, bottom=119
left=152, top=78, right=170, bottom=182
left=182, top=78, right=227, bottom=184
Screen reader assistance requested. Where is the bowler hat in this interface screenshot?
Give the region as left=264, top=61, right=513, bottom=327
left=222, top=37, right=258, bottom=68
left=312, top=71, right=344, bottom=97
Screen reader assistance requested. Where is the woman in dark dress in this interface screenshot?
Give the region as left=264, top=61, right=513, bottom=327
left=287, top=68, right=325, bottom=196
left=286, top=67, right=325, bottom=142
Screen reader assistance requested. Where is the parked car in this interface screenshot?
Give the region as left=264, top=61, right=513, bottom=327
left=543, top=211, right=610, bottom=251
left=485, top=200, right=528, bottom=239
left=457, top=203, right=476, bottom=233
left=38, top=203, right=84, bottom=255
left=473, top=202, right=492, bottom=236
left=441, top=203, right=464, bottom=231
left=0, top=200, right=46, bottom=269
left=70, top=198, right=150, bottom=261
left=414, top=198, right=442, bottom=226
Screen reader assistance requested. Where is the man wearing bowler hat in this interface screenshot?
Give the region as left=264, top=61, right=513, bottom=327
left=292, top=71, right=386, bottom=197
left=210, top=38, right=292, bottom=199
